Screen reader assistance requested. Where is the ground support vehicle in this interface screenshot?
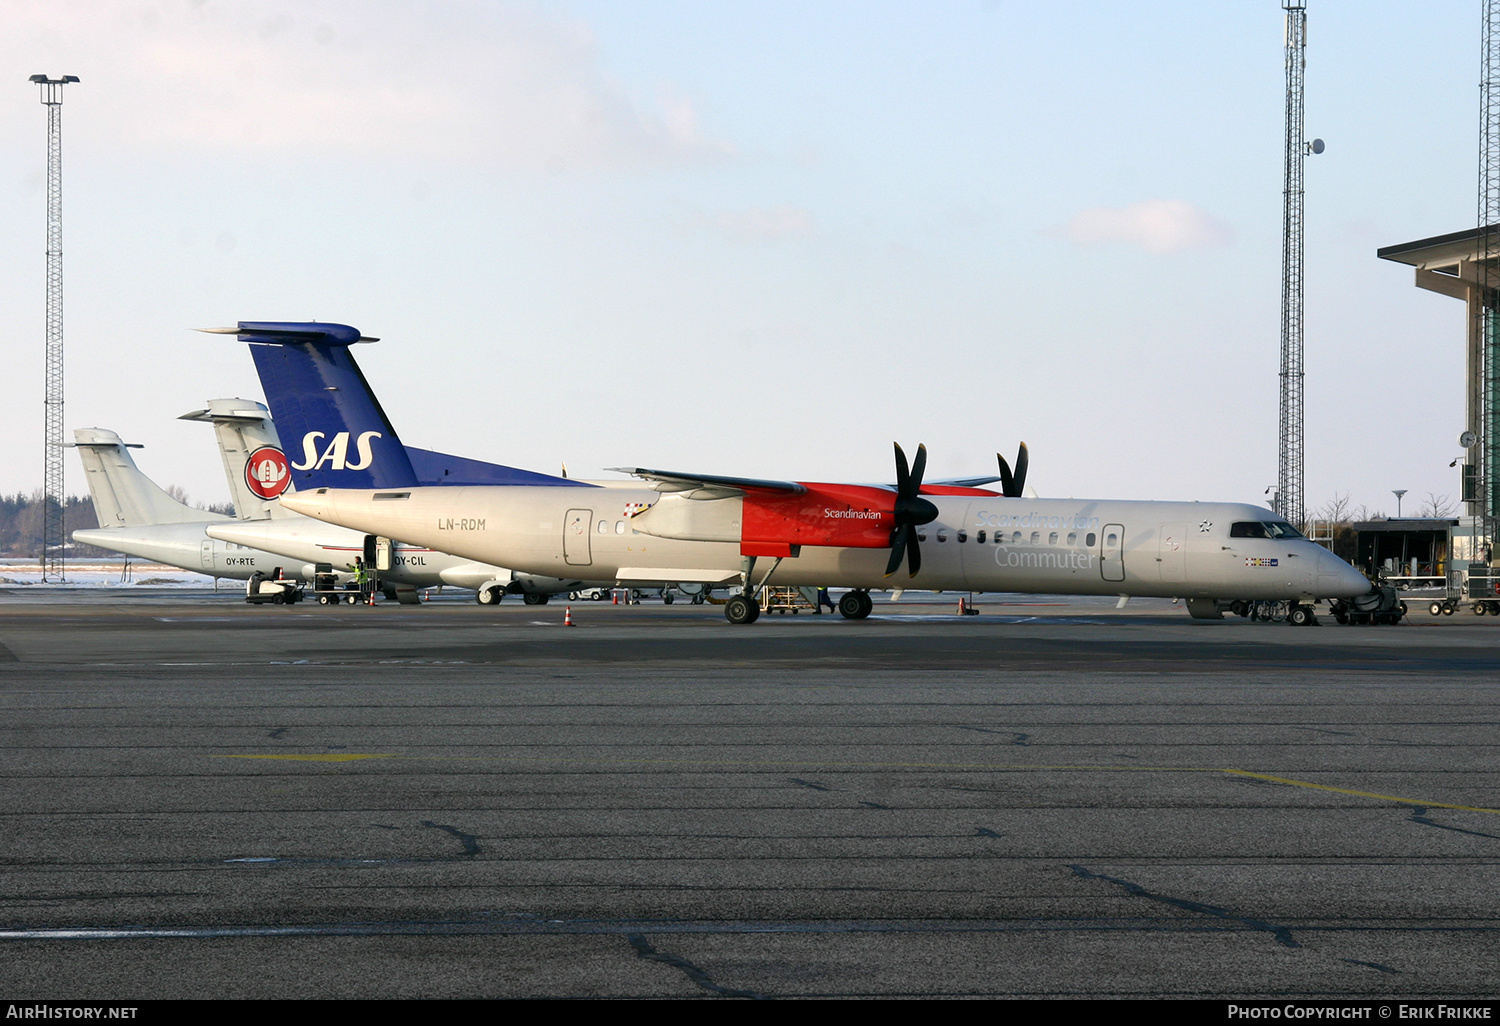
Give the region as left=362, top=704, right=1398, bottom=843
left=1430, top=564, right=1500, bottom=616
left=757, top=586, right=821, bottom=615
left=245, top=569, right=304, bottom=605
left=1329, top=580, right=1405, bottom=625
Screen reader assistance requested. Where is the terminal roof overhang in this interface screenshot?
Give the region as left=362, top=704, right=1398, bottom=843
left=1377, top=225, right=1500, bottom=271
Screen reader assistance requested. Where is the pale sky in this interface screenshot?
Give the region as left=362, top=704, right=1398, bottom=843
left=0, top=1, right=1482, bottom=518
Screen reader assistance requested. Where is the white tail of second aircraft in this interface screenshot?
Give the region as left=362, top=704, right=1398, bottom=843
left=72, top=428, right=227, bottom=529
left=178, top=398, right=296, bottom=521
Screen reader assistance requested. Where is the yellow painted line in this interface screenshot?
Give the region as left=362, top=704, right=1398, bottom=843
left=1215, top=768, right=1500, bottom=815
left=219, top=754, right=394, bottom=763
left=209, top=753, right=1500, bottom=816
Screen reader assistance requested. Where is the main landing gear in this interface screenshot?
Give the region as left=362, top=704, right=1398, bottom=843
left=725, top=594, right=760, bottom=624
left=837, top=590, right=873, bottom=620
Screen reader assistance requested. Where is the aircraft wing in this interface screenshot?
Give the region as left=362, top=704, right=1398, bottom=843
left=607, top=467, right=806, bottom=497
left=928, top=475, right=1002, bottom=488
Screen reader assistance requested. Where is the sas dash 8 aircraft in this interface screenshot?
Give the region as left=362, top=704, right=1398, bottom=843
left=182, top=398, right=605, bottom=603
left=215, top=321, right=1372, bottom=625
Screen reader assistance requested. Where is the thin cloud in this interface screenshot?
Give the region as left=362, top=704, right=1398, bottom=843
left=693, top=204, right=814, bottom=241
left=4, top=0, right=733, bottom=171
left=1059, top=200, right=1233, bottom=254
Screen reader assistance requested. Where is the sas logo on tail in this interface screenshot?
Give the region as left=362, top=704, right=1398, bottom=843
left=293, top=431, right=383, bottom=472
left=245, top=446, right=291, bottom=499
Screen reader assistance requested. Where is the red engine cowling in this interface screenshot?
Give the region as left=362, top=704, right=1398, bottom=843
left=738, top=482, right=1001, bottom=557
left=740, top=484, right=895, bottom=557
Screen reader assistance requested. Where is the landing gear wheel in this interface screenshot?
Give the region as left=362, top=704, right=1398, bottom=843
left=725, top=595, right=760, bottom=624
left=1288, top=605, right=1313, bottom=627
left=523, top=592, right=549, bottom=605
left=838, top=591, right=873, bottom=620
left=663, top=593, right=674, bottom=604
left=1230, top=600, right=1249, bottom=618
left=477, top=586, right=501, bottom=605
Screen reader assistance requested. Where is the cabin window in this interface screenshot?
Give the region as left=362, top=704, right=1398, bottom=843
left=615, top=521, right=625, bottom=534
left=1086, top=532, right=1096, bottom=547
left=1030, top=531, right=1040, bottom=545
left=916, top=530, right=927, bottom=542
left=597, top=520, right=608, bottom=534
left=1012, top=531, right=1022, bottom=544
left=936, top=529, right=948, bottom=542
left=957, top=530, right=968, bottom=543
left=1066, top=532, right=1077, bottom=545
left=1106, top=531, right=1119, bottom=546
left=1048, top=532, right=1058, bottom=545
left=976, top=530, right=986, bottom=543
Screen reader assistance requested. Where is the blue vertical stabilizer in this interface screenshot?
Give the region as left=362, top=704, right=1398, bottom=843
left=218, top=321, right=581, bottom=491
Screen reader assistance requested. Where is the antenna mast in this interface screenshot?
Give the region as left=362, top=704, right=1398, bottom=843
left=30, top=74, right=78, bottom=582
left=1479, top=2, right=1500, bottom=536
left=1278, top=2, right=1308, bottom=529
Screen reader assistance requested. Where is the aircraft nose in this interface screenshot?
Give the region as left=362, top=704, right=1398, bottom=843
left=1317, top=548, right=1370, bottom=598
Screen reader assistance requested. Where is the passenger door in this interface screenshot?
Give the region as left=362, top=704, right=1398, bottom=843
left=564, top=509, right=593, bottom=566
left=1100, top=524, right=1125, bottom=582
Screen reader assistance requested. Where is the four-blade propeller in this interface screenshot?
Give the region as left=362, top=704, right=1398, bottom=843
left=885, top=442, right=940, bottom=577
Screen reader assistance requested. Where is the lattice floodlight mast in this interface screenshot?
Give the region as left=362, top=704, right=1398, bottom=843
left=31, top=74, right=77, bottom=582
left=1481, top=1, right=1500, bottom=533
left=1278, top=2, right=1308, bottom=530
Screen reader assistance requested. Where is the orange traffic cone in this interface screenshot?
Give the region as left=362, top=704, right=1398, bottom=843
left=564, top=605, right=574, bottom=627
left=612, top=591, right=619, bottom=605
left=957, top=596, right=967, bottom=615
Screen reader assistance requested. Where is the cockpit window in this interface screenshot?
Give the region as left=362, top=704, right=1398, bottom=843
left=1230, top=521, right=1304, bottom=539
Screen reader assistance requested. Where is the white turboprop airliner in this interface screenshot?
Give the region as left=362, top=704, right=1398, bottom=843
left=70, top=425, right=299, bottom=583
left=220, top=321, right=1374, bottom=625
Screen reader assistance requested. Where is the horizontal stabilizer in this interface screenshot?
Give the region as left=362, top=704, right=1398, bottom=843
left=198, top=322, right=378, bottom=346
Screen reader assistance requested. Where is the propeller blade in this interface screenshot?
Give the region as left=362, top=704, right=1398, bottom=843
left=906, top=524, right=922, bottom=577
left=997, top=442, right=1028, bottom=497
left=885, top=524, right=908, bottom=577
left=909, top=443, right=927, bottom=492
left=893, top=442, right=912, bottom=499
left=997, top=453, right=1015, bottom=497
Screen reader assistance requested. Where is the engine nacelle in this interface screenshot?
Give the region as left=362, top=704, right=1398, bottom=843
left=741, top=484, right=894, bottom=556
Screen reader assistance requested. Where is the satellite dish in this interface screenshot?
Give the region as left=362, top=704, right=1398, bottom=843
left=1461, top=430, right=1479, bottom=448
left=1309, top=138, right=1325, bottom=155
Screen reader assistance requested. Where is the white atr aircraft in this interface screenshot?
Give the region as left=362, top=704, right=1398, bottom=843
left=72, top=399, right=600, bottom=603
left=71, top=423, right=296, bottom=584
left=214, top=321, right=1373, bottom=625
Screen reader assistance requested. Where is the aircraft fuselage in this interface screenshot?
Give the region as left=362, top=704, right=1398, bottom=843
left=281, top=487, right=1369, bottom=602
